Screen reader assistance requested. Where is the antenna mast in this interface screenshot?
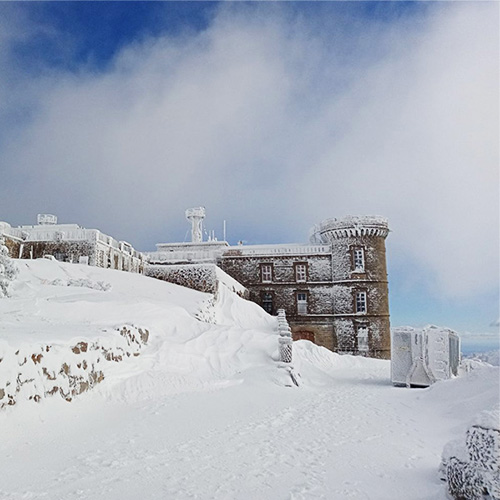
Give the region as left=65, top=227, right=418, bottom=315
left=185, top=207, right=206, bottom=243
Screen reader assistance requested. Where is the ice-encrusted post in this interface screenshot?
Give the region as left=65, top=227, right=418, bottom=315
left=0, top=235, right=18, bottom=298
left=277, top=309, right=293, bottom=363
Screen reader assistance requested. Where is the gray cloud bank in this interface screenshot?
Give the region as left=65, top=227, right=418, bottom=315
left=0, top=3, right=498, bottom=300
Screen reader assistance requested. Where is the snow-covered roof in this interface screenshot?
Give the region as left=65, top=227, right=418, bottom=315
left=2, top=217, right=142, bottom=256
left=156, top=241, right=229, bottom=251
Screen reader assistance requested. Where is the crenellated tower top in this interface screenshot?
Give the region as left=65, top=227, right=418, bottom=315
left=310, top=215, right=389, bottom=243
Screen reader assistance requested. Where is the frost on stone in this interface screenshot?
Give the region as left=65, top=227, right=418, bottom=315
left=0, top=237, right=18, bottom=298
left=468, top=425, right=500, bottom=473
left=441, top=407, right=500, bottom=499
left=146, top=264, right=217, bottom=294
left=195, top=295, right=217, bottom=324
left=446, top=457, right=484, bottom=500
left=0, top=325, right=149, bottom=409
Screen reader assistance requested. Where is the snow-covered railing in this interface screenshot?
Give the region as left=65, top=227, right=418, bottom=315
left=147, top=250, right=222, bottom=264
left=277, top=309, right=293, bottom=363
left=276, top=310, right=300, bottom=387
left=225, top=244, right=330, bottom=257
left=9, top=226, right=100, bottom=243
left=97, top=232, right=119, bottom=249
left=7, top=225, right=133, bottom=256
left=148, top=241, right=229, bottom=264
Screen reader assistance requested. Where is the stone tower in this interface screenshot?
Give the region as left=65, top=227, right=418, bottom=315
left=311, top=216, right=391, bottom=359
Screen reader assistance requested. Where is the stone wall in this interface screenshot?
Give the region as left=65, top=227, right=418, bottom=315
left=0, top=326, right=149, bottom=409
left=145, top=264, right=218, bottom=294
left=145, top=263, right=248, bottom=298
left=17, top=240, right=97, bottom=264
left=3, top=236, right=21, bottom=259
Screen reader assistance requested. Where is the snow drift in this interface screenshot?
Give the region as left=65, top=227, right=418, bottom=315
left=0, top=259, right=277, bottom=408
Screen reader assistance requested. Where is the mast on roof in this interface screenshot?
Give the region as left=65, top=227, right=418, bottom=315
left=185, top=207, right=205, bottom=243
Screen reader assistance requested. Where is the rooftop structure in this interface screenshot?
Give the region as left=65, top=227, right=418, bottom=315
left=185, top=207, right=206, bottom=244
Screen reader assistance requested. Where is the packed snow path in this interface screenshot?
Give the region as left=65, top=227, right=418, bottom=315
left=1, top=352, right=496, bottom=500
left=1, top=261, right=497, bottom=499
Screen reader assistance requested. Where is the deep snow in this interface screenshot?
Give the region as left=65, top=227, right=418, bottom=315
left=0, top=260, right=498, bottom=499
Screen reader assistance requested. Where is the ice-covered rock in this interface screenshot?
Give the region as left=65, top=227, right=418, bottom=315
left=441, top=407, right=500, bottom=499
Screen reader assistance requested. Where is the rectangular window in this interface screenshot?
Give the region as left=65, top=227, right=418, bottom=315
left=54, top=252, right=66, bottom=262
left=261, top=264, right=273, bottom=283
left=97, top=250, right=105, bottom=268
left=355, top=291, right=367, bottom=314
left=353, top=247, right=365, bottom=272
left=357, top=326, right=369, bottom=352
left=295, top=263, right=307, bottom=282
left=262, top=292, right=273, bottom=314
left=297, top=292, right=308, bottom=314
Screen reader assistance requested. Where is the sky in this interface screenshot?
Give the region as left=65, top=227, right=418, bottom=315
left=0, top=1, right=498, bottom=339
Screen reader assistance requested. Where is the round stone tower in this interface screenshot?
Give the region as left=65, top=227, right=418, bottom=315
left=311, top=216, right=391, bottom=359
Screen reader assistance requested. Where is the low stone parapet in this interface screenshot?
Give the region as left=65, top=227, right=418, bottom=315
left=0, top=325, right=149, bottom=409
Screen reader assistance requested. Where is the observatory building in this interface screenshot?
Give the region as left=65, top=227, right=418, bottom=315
left=1, top=209, right=391, bottom=358
left=146, top=209, right=391, bottom=359
left=0, top=214, right=143, bottom=273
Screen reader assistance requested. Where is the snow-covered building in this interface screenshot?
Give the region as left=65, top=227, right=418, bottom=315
left=0, top=214, right=144, bottom=273
left=1, top=210, right=392, bottom=358
left=146, top=209, right=391, bottom=359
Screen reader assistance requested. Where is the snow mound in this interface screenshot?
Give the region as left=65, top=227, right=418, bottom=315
left=292, top=339, right=389, bottom=387
left=0, top=259, right=280, bottom=408
left=421, top=364, right=500, bottom=425
left=463, top=350, right=500, bottom=367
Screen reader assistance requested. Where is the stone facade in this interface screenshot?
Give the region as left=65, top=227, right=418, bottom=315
left=315, top=217, right=391, bottom=359
left=219, top=246, right=337, bottom=351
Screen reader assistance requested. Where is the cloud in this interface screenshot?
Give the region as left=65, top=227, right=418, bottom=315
left=0, top=2, right=497, bottom=300
left=296, top=4, right=499, bottom=298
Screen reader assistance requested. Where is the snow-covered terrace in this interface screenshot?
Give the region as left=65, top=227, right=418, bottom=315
left=146, top=242, right=332, bottom=263
left=4, top=223, right=142, bottom=258
left=147, top=241, right=229, bottom=264
left=10, top=224, right=100, bottom=243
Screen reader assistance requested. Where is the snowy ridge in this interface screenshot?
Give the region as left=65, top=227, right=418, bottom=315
left=0, top=259, right=278, bottom=409
left=463, top=350, right=500, bottom=366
